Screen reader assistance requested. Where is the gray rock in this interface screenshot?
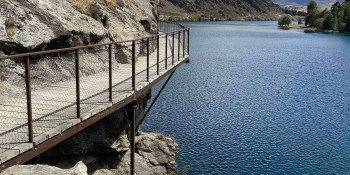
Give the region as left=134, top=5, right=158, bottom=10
left=111, top=133, right=130, bottom=152
left=152, top=166, right=167, bottom=175
left=114, top=150, right=153, bottom=175
left=109, top=132, right=178, bottom=175
left=136, top=132, right=178, bottom=173
left=92, top=169, right=117, bottom=175
left=1, top=161, right=88, bottom=175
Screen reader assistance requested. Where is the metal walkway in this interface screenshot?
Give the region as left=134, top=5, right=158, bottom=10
left=0, top=22, right=189, bottom=172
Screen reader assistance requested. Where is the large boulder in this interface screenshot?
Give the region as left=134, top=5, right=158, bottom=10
left=1, top=161, right=88, bottom=175
left=136, top=132, right=178, bottom=173
left=91, top=132, right=178, bottom=175
left=0, top=132, right=178, bottom=175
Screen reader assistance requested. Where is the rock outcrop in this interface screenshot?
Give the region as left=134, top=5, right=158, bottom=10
left=0, top=0, right=159, bottom=50
left=0, top=0, right=159, bottom=100
left=93, top=132, right=178, bottom=175
left=1, top=161, right=88, bottom=175
left=1, top=133, right=178, bottom=175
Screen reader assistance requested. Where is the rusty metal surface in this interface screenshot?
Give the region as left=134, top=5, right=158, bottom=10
left=165, top=34, right=168, bottom=70
left=24, top=57, right=33, bottom=144
left=136, top=70, right=177, bottom=131
left=130, top=101, right=137, bottom=175
left=147, top=38, right=150, bottom=82
left=0, top=30, right=188, bottom=61
left=75, top=49, right=81, bottom=119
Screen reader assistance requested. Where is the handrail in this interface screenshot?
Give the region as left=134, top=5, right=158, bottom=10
left=0, top=23, right=188, bottom=61
left=0, top=21, right=189, bottom=147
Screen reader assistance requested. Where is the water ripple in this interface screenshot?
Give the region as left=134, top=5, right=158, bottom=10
left=142, top=21, right=350, bottom=174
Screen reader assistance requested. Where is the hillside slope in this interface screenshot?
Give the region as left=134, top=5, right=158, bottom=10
left=159, top=0, right=285, bottom=20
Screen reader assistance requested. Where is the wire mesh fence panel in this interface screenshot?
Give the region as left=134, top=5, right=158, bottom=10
left=0, top=58, right=30, bottom=152
left=135, top=40, right=146, bottom=84
left=78, top=46, right=111, bottom=120
left=29, top=52, right=78, bottom=144
left=148, top=37, right=159, bottom=78
left=112, top=42, right=134, bottom=102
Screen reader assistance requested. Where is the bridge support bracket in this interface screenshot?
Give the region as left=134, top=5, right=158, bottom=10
left=130, top=100, right=137, bottom=175
left=136, top=70, right=176, bottom=131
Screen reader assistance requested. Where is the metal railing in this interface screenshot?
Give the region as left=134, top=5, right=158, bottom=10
left=0, top=21, right=189, bottom=158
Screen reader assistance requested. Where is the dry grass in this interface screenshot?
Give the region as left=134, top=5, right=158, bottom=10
left=67, top=0, right=94, bottom=15
left=64, top=16, right=72, bottom=21
left=100, top=0, right=118, bottom=9
left=5, top=17, right=15, bottom=39
left=67, top=0, right=123, bottom=16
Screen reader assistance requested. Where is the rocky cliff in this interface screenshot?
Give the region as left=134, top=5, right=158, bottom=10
left=0, top=0, right=179, bottom=174
left=159, top=0, right=284, bottom=20
left=0, top=0, right=159, bottom=50
left=0, top=0, right=158, bottom=99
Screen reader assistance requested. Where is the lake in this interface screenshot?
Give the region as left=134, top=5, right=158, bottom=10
left=141, top=21, right=350, bottom=174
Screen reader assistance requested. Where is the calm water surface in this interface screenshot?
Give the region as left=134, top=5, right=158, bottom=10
left=141, top=21, right=350, bottom=174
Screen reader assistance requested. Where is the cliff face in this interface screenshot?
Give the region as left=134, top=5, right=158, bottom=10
left=0, top=0, right=159, bottom=100
left=0, top=1, right=179, bottom=174
left=0, top=0, right=159, bottom=50
left=159, top=0, right=284, bottom=20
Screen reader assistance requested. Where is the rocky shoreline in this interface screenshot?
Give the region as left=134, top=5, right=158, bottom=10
left=0, top=91, right=178, bottom=175
left=1, top=132, right=178, bottom=175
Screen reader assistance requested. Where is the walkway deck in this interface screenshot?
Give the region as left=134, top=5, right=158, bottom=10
left=0, top=26, right=189, bottom=169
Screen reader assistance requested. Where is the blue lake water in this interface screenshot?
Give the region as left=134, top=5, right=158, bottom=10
left=141, top=21, right=350, bottom=174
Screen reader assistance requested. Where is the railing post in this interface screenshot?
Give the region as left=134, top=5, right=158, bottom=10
left=130, top=101, right=137, bottom=175
left=75, top=49, right=80, bottom=118
left=132, top=41, right=136, bottom=92
left=24, top=57, right=33, bottom=143
left=165, top=34, right=168, bottom=70
left=108, top=44, right=113, bottom=103
left=183, top=30, right=185, bottom=58
left=187, top=29, right=190, bottom=54
left=178, top=30, right=180, bottom=61
left=146, top=38, right=149, bottom=82
left=157, top=36, right=160, bottom=75
left=172, top=32, right=175, bottom=65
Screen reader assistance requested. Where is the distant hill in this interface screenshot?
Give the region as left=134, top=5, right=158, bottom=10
left=272, top=0, right=345, bottom=7
left=159, top=0, right=284, bottom=20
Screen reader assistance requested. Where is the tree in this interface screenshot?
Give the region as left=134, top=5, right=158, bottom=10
left=314, top=18, right=325, bottom=30
left=344, top=6, right=350, bottom=32
left=305, top=9, right=320, bottom=27
left=332, top=16, right=338, bottom=30
left=298, top=17, right=303, bottom=24
left=278, top=16, right=292, bottom=27
left=305, top=0, right=320, bottom=27
left=307, top=0, right=318, bottom=14
left=323, top=14, right=333, bottom=30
